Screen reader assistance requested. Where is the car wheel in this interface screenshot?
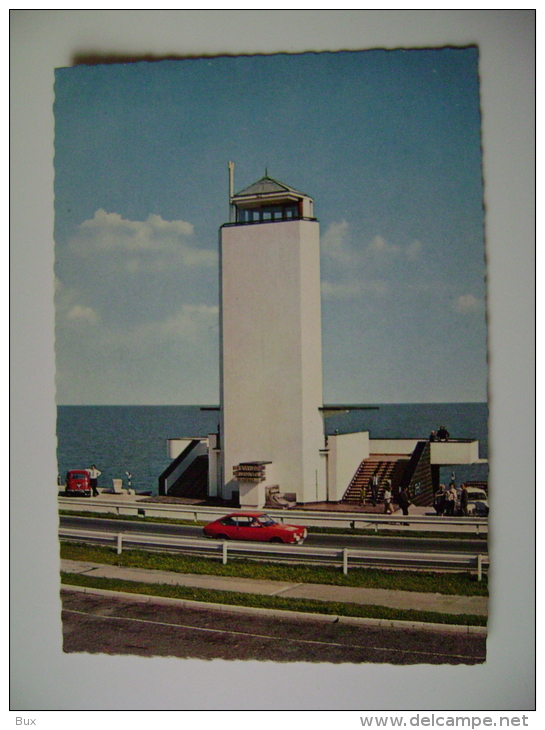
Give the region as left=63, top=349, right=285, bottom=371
left=269, top=537, right=284, bottom=543
left=216, top=534, right=229, bottom=540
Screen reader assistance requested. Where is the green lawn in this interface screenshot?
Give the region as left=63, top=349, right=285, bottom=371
left=60, top=541, right=488, bottom=596
left=61, top=571, right=487, bottom=627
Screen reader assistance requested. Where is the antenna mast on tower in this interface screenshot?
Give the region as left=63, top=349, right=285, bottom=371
left=228, top=161, right=235, bottom=222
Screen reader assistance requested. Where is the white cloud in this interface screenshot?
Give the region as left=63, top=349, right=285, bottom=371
left=55, top=278, right=100, bottom=328
left=368, top=234, right=400, bottom=255
left=323, top=222, right=422, bottom=264
left=66, top=304, right=100, bottom=325
left=55, top=302, right=220, bottom=404
left=367, top=234, right=422, bottom=261
left=96, top=304, right=220, bottom=352
left=322, top=278, right=387, bottom=300
left=321, top=219, right=354, bottom=264
left=70, top=209, right=216, bottom=270
left=454, top=293, right=483, bottom=313
left=79, top=209, right=194, bottom=249
left=321, top=220, right=425, bottom=302
left=156, top=304, right=219, bottom=343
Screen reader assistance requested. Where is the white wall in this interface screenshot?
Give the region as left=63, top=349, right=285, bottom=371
left=302, top=197, right=313, bottom=218
left=207, top=433, right=219, bottom=497
left=163, top=439, right=208, bottom=493
left=327, top=431, right=370, bottom=501
left=168, top=438, right=196, bottom=459
left=369, top=438, right=484, bottom=464
left=369, top=439, right=419, bottom=455
left=239, top=480, right=266, bottom=509
left=220, top=219, right=325, bottom=503
left=430, top=440, right=483, bottom=464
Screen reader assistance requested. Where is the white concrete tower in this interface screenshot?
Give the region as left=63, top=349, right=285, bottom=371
left=219, top=166, right=326, bottom=507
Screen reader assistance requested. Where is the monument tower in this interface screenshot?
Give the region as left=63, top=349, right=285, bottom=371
left=219, top=163, right=327, bottom=507
left=162, top=166, right=485, bottom=508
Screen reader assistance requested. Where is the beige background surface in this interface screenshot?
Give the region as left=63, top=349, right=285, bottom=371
left=10, top=9, right=535, bottom=712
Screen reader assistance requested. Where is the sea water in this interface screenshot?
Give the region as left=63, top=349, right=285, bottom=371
left=56, top=403, right=489, bottom=495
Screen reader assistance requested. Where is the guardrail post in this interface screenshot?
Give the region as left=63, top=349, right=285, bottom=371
left=476, top=523, right=480, bottom=537
left=116, top=533, right=123, bottom=555
left=222, top=540, right=228, bottom=565
left=194, top=512, right=198, bottom=523
left=342, top=547, right=348, bottom=575
left=477, top=553, right=482, bottom=582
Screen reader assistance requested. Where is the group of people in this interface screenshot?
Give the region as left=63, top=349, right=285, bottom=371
left=429, top=425, right=450, bottom=442
left=368, top=469, right=412, bottom=518
left=434, top=482, right=469, bottom=516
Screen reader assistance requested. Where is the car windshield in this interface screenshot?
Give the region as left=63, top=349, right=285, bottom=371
left=258, top=514, right=277, bottom=526
left=468, top=491, right=486, bottom=500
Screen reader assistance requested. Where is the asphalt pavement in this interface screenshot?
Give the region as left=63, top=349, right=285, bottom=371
left=61, top=590, right=487, bottom=664
left=59, top=513, right=488, bottom=554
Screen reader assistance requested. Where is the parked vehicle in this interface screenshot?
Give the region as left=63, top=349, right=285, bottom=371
left=65, top=469, right=92, bottom=497
left=203, top=512, right=307, bottom=544
left=465, top=487, right=489, bottom=516
left=457, top=486, right=489, bottom=516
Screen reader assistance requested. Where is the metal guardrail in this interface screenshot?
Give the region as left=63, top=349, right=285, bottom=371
left=58, top=497, right=488, bottom=534
left=59, top=527, right=489, bottom=580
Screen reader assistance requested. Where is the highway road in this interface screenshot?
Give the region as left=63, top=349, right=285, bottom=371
left=59, top=514, right=488, bottom=554
left=61, top=590, right=486, bottom=665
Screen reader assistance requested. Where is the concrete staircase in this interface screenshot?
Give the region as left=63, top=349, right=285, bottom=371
left=342, top=457, right=401, bottom=505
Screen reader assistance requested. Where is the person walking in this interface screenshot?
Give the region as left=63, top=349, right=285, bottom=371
left=434, top=484, right=446, bottom=515
left=370, top=469, right=380, bottom=507
left=87, top=464, right=102, bottom=497
left=446, top=482, right=457, bottom=516
left=398, top=487, right=411, bottom=516
left=383, top=480, right=394, bottom=515
left=460, top=483, right=469, bottom=517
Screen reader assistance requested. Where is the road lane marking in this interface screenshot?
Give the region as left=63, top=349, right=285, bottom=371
left=62, top=609, right=485, bottom=661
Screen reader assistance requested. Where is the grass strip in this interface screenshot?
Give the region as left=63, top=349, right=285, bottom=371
left=61, top=572, right=486, bottom=627
left=61, top=542, right=488, bottom=596
left=59, top=510, right=486, bottom=540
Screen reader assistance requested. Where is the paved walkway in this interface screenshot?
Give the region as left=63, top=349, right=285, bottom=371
left=61, top=559, right=488, bottom=617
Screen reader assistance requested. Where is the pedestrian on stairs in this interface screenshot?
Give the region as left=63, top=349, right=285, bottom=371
left=383, top=480, right=394, bottom=515
left=370, top=469, right=380, bottom=506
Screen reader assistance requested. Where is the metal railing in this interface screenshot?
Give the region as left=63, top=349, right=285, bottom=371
left=58, top=497, right=488, bottom=534
left=59, top=526, right=489, bottom=580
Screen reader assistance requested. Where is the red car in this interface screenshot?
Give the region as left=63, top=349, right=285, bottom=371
left=203, top=512, right=307, bottom=544
left=65, top=469, right=92, bottom=497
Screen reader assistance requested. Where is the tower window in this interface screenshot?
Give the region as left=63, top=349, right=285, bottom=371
left=235, top=202, right=305, bottom=224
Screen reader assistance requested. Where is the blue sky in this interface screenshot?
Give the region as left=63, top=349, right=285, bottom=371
left=54, top=48, right=487, bottom=405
